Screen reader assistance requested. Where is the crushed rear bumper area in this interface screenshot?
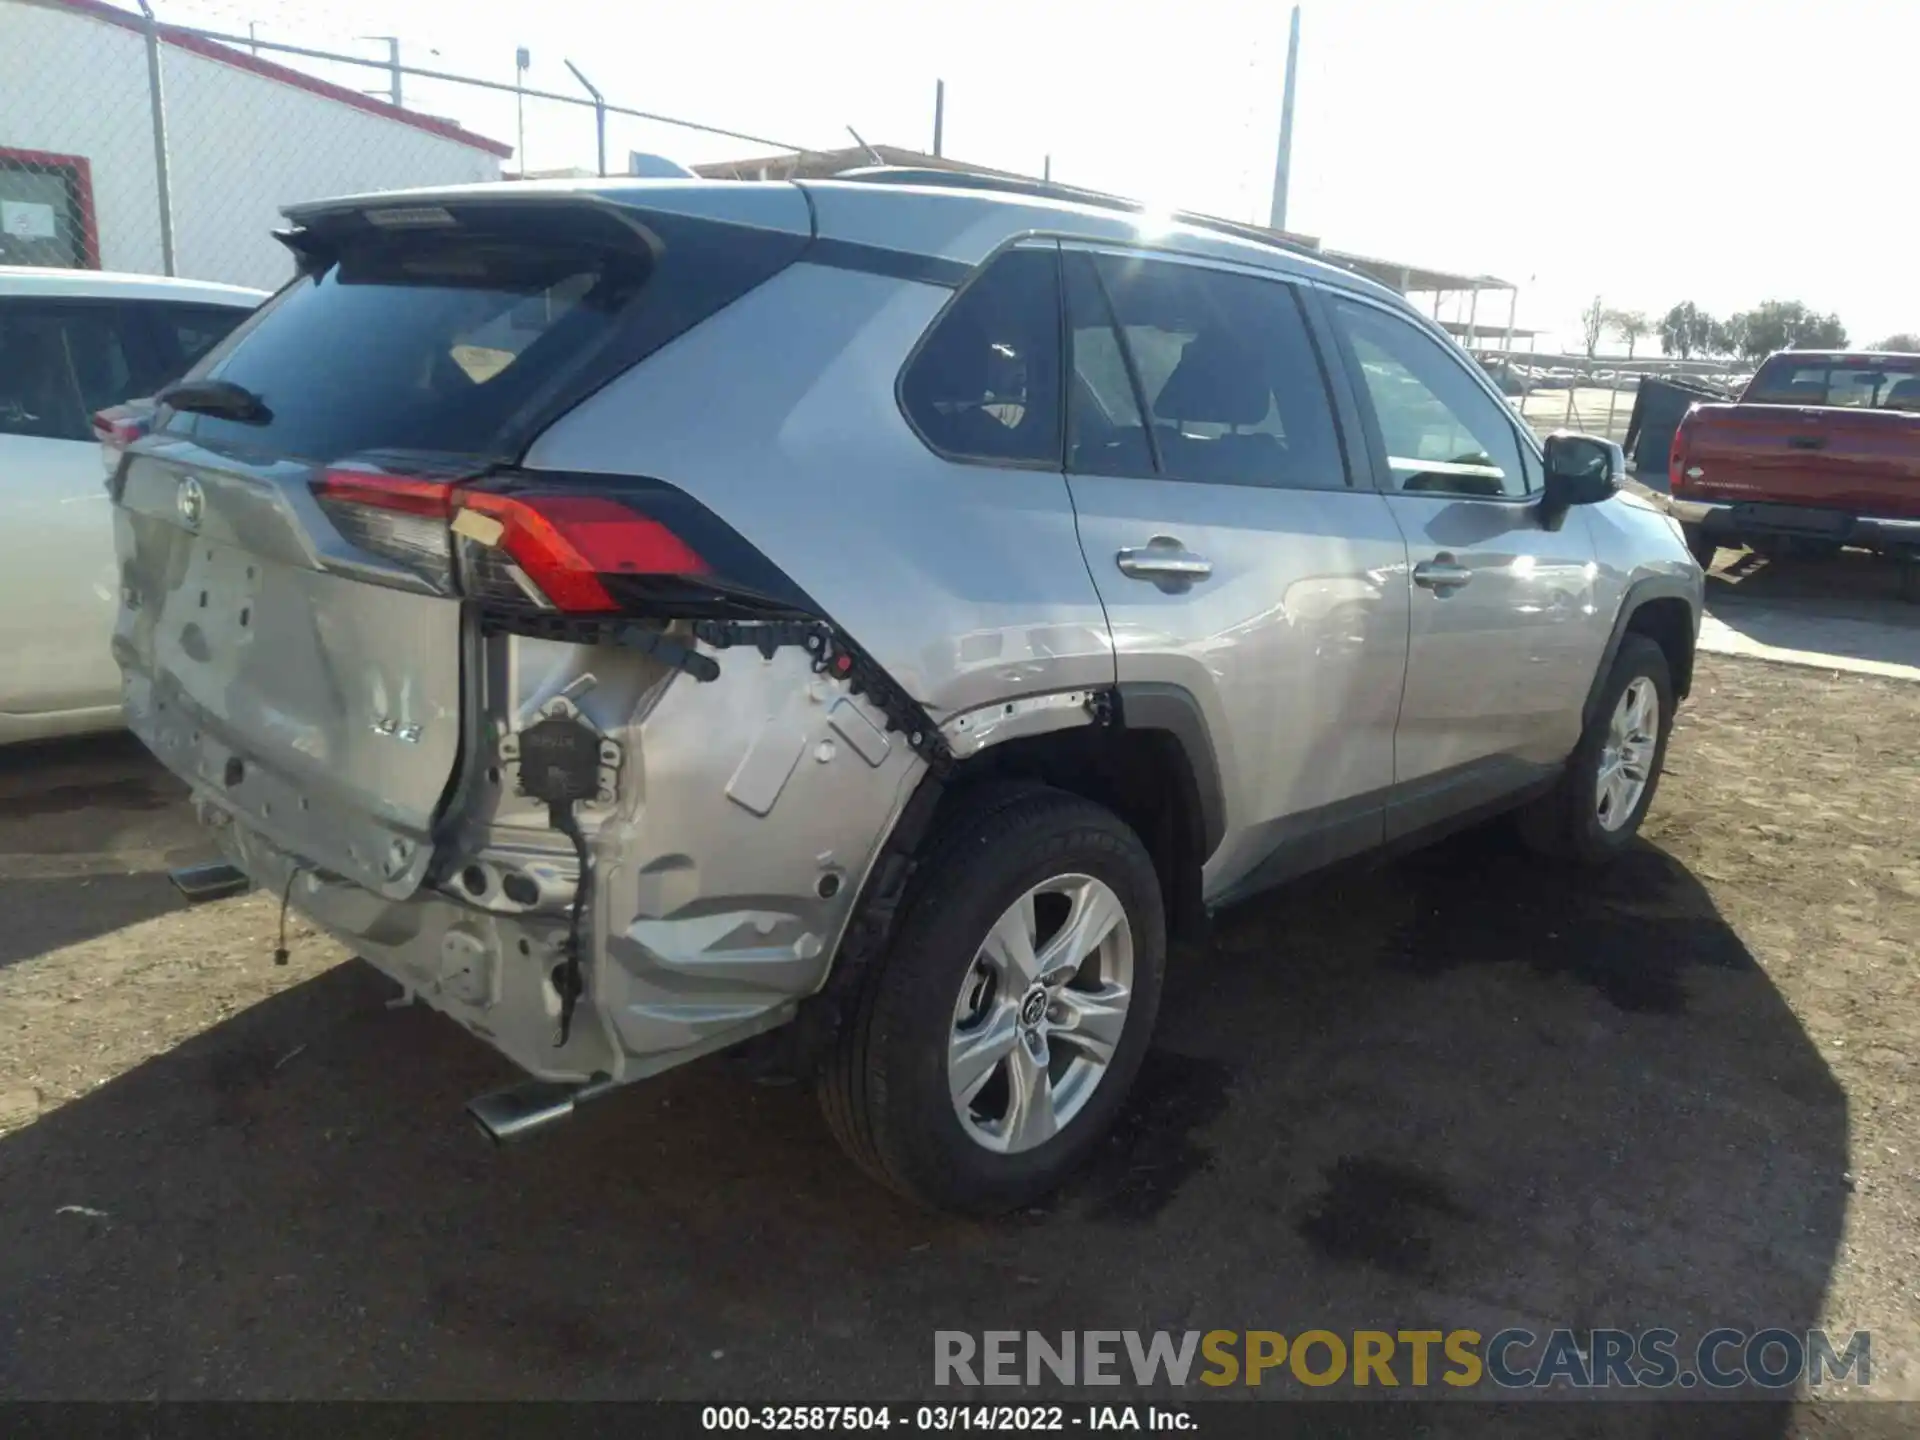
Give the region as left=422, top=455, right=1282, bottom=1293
left=190, top=642, right=929, bottom=1087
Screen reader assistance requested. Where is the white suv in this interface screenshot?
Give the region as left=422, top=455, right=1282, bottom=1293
left=1, top=267, right=260, bottom=744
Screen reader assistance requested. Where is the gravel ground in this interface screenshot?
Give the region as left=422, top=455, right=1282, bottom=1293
left=0, top=655, right=1915, bottom=1433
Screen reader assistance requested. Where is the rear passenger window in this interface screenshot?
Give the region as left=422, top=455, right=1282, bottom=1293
left=1330, top=295, right=1529, bottom=498
left=0, top=303, right=137, bottom=441
left=1071, top=253, right=1347, bottom=489
left=900, top=248, right=1063, bottom=467
left=150, top=303, right=249, bottom=377
left=1063, top=252, right=1154, bottom=477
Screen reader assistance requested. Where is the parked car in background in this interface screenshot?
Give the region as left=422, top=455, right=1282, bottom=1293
left=0, top=267, right=263, bottom=743
left=1667, top=349, right=1920, bottom=594
left=107, top=174, right=1699, bottom=1213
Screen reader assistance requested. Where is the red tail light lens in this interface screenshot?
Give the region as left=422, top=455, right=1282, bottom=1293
left=93, top=405, right=151, bottom=481
left=460, top=492, right=708, bottom=613
left=1668, top=418, right=1689, bottom=492
left=308, top=469, right=718, bottom=612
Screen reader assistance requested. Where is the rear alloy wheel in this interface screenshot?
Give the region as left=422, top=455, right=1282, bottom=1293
left=820, top=787, right=1165, bottom=1214
left=948, top=874, right=1135, bottom=1154
left=1518, top=633, right=1674, bottom=864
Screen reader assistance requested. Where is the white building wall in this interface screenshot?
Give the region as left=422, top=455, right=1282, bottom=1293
left=0, top=1, right=503, bottom=290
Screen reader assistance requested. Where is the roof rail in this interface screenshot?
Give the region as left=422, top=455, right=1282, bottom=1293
left=830, top=166, right=1324, bottom=262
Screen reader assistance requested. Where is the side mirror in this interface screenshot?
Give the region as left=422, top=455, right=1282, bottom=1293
left=1540, top=431, right=1624, bottom=526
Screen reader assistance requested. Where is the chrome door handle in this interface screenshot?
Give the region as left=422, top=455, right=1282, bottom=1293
left=1116, top=537, right=1212, bottom=586
left=1412, top=556, right=1473, bottom=591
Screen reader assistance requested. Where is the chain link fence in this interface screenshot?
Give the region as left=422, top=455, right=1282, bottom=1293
left=0, top=0, right=814, bottom=288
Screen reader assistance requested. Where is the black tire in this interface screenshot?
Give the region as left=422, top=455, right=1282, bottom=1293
left=1518, top=634, right=1674, bottom=865
left=1899, top=558, right=1920, bottom=604
left=819, top=785, right=1166, bottom=1215
left=1681, top=524, right=1717, bottom=571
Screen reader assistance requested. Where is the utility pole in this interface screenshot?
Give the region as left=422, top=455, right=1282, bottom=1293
left=1268, top=5, right=1300, bottom=233
left=933, top=79, right=945, bottom=158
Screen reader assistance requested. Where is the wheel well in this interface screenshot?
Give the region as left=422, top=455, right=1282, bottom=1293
left=929, top=726, right=1209, bottom=944
left=1624, top=597, right=1695, bottom=699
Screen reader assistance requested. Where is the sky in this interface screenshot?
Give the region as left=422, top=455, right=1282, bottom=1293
left=156, top=0, right=1920, bottom=352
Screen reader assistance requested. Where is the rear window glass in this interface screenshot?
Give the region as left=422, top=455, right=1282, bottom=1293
left=1747, top=357, right=1920, bottom=411
left=170, top=237, right=647, bottom=462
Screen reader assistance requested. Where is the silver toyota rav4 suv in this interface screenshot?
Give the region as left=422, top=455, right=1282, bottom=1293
left=108, top=171, right=1701, bottom=1214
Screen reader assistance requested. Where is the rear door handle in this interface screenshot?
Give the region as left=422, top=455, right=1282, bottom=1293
left=1116, top=537, right=1213, bottom=588
left=1412, top=556, right=1473, bottom=591
left=1787, top=435, right=1827, bottom=451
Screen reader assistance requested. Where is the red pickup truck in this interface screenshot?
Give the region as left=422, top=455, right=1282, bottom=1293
left=1667, top=350, right=1920, bottom=595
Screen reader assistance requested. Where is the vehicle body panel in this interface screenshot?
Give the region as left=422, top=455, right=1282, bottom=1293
left=1382, top=498, right=1604, bottom=792
left=1068, top=474, right=1409, bottom=901
left=1, top=432, right=123, bottom=725
left=1677, top=404, right=1920, bottom=520
left=522, top=260, right=1117, bottom=716
left=0, top=265, right=264, bottom=306
left=198, top=634, right=925, bottom=1083
left=113, top=436, right=462, bottom=898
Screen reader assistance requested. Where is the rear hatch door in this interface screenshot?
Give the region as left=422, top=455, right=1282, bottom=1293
left=112, top=187, right=811, bottom=897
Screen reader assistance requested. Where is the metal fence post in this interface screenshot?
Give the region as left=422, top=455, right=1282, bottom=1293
left=565, top=60, right=606, bottom=177
left=135, top=0, right=177, bottom=275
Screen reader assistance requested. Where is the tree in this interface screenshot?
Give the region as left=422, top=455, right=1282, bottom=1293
left=1727, top=301, right=1849, bottom=362
left=1873, top=333, right=1920, bottom=353
left=1659, top=301, right=1714, bottom=359
left=1607, top=308, right=1651, bottom=358
left=1799, top=312, right=1849, bottom=350
left=1579, top=296, right=1606, bottom=359
left=1708, top=314, right=1747, bottom=359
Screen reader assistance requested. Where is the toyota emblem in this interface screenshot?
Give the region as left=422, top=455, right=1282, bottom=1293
left=176, top=476, right=204, bottom=531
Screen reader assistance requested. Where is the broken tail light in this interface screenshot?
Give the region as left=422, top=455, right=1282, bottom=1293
left=312, top=469, right=461, bottom=591
left=308, top=468, right=810, bottom=619
left=93, top=404, right=152, bottom=486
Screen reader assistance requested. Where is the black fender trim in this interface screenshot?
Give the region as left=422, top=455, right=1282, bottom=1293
left=1582, top=575, right=1700, bottom=730
left=1113, top=682, right=1227, bottom=862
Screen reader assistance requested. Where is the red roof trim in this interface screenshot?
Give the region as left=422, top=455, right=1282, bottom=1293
left=49, top=0, right=514, bottom=159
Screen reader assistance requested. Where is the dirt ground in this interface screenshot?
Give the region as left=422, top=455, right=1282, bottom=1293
left=1, top=655, right=1917, bottom=1431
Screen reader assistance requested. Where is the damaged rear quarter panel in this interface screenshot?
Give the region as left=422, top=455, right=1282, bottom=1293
left=431, top=626, right=925, bottom=1081
left=592, top=644, right=925, bottom=1067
